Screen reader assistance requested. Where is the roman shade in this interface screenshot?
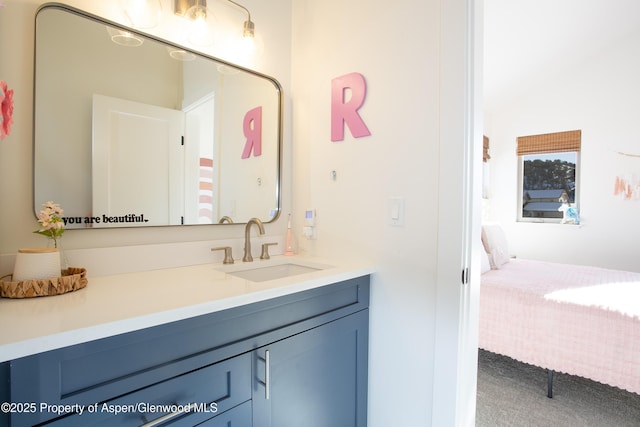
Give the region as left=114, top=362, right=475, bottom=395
left=483, top=135, right=491, bottom=162
left=516, top=130, right=581, bottom=156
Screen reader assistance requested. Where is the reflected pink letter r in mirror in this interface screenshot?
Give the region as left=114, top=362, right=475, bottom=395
left=241, top=106, right=263, bottom=158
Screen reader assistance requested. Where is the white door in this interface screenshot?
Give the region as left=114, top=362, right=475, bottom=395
left=92, top=94, right=184, bottom=226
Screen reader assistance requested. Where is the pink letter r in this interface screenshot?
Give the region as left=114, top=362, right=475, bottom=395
left=331, top=72, right=371, bottom=142
left=241, top=106, right=262, bottom=158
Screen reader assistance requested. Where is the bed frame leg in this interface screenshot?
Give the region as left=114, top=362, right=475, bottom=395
left=547, top=370, right=554, bottom=398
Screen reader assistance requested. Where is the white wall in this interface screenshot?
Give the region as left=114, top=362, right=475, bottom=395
left=291, top=0, right=480, bottom=425
left=484, top=26, right=640, bottom=273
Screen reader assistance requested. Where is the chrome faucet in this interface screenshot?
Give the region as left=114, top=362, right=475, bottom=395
left=243, top=217, right=265, bottom=262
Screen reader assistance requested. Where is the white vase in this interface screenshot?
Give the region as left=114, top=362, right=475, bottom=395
left=12, top=248, right=61, bottom=282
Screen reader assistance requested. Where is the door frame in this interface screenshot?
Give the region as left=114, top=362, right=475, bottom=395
left=432, top=0, right=483, bottom=424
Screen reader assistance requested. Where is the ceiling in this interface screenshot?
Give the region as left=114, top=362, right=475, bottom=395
left=483, top=0, right=640, bottom=112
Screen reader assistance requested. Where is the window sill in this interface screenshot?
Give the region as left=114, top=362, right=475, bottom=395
left=516, top=220, right=582, bottom=228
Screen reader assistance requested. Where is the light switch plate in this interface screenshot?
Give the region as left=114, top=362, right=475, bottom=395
left=388, top=197, right=405, bottom=226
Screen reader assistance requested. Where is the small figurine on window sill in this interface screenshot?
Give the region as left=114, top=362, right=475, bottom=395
left=558, top=193, right=580, bottom=225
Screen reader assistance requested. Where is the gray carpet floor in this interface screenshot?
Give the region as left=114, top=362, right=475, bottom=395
left=476, top=350, right=640, bottom=426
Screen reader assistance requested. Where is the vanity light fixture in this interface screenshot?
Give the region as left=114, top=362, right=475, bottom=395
left=173, top=0, right=262, bottom=58
left=175, top=0, right=256, bottom=37
left=173, top=0, right=202, bottom=16
left=174, top=0, right=216, bottom=46
left=224, top=0, right=263, bottom=59
left=224, top=0, right=255, bottom=38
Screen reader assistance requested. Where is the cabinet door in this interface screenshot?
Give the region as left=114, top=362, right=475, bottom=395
left=252, top=310, right=368, bottom=427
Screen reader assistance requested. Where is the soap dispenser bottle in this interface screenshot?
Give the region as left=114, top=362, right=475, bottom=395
left=285, top=213, right=296, bottom=256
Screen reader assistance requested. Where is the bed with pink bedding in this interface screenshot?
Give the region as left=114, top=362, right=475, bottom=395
left=479, top=257, right=640, bottom=395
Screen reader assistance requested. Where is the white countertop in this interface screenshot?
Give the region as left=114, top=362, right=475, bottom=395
left=0, top=255, right=374, bottom=362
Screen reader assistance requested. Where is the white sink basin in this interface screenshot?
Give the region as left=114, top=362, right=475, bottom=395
left=218, top=259, right=333, bottom=282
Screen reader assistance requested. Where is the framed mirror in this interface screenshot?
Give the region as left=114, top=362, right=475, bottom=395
left=33, top=4, right=282, bottom=229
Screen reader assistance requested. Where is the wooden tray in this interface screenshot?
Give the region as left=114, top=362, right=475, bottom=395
left=0, top=267, right=88, bottom=299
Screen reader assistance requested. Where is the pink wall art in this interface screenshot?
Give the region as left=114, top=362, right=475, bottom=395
left=331, top=72, right=371, bottom=142
left=613, top=151, right=640, bottom=201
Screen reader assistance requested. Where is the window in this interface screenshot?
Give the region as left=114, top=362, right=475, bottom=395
left=517, top=130, right=580, bottom=223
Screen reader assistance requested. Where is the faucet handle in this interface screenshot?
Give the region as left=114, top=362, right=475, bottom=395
left=211, top=246, right=234, bottom=264
left=260, top=242, right=278, bottom=260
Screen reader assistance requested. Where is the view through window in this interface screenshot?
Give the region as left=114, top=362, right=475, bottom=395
left=520, top=152, right=577, bottom=221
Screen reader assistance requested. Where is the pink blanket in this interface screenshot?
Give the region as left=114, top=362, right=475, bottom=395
left=479, top=259, right=640, bottom=394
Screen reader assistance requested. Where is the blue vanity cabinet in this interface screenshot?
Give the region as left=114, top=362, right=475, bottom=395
left=1, top=361, right=8, bottom=427
left=195, top=401, right=252, bottom=426
left=5, top=275, right=370, bottom=427
left=252, top=310, right=369, bottom=427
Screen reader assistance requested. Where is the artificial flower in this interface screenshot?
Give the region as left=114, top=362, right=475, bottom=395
left=34, top=201, right=65, bottom=248
left=0, top=80, right=14, bottom=140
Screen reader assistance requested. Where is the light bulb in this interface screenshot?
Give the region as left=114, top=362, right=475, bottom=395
left=242, top=20, right=263, bottom=58
left=226, top=25, right=264, bottom=67
left=120, top=0, right=162, bottom=29
left=240, top=35, right=258, bottom=56
left=185, top=4, right=217, bottom=46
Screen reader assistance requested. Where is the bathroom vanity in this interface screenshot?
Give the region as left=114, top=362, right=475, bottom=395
left=0, top=257, right=372, bottom=426
left=14, top=4, right=372, bottom=425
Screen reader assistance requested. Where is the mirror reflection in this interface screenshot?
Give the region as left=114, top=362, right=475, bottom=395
left=34, top=4, right=281, bottom=229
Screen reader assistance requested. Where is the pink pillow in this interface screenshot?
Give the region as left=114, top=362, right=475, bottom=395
left=480, top=248, right=491, bottom=274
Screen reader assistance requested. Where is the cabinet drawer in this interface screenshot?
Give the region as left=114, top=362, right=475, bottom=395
left=39, top=353, right=251, bottom=427
left=194, top=401, right=252, bottom=427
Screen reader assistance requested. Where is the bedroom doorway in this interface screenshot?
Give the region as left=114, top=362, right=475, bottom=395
left=476, top=0, right=640, bottom=423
